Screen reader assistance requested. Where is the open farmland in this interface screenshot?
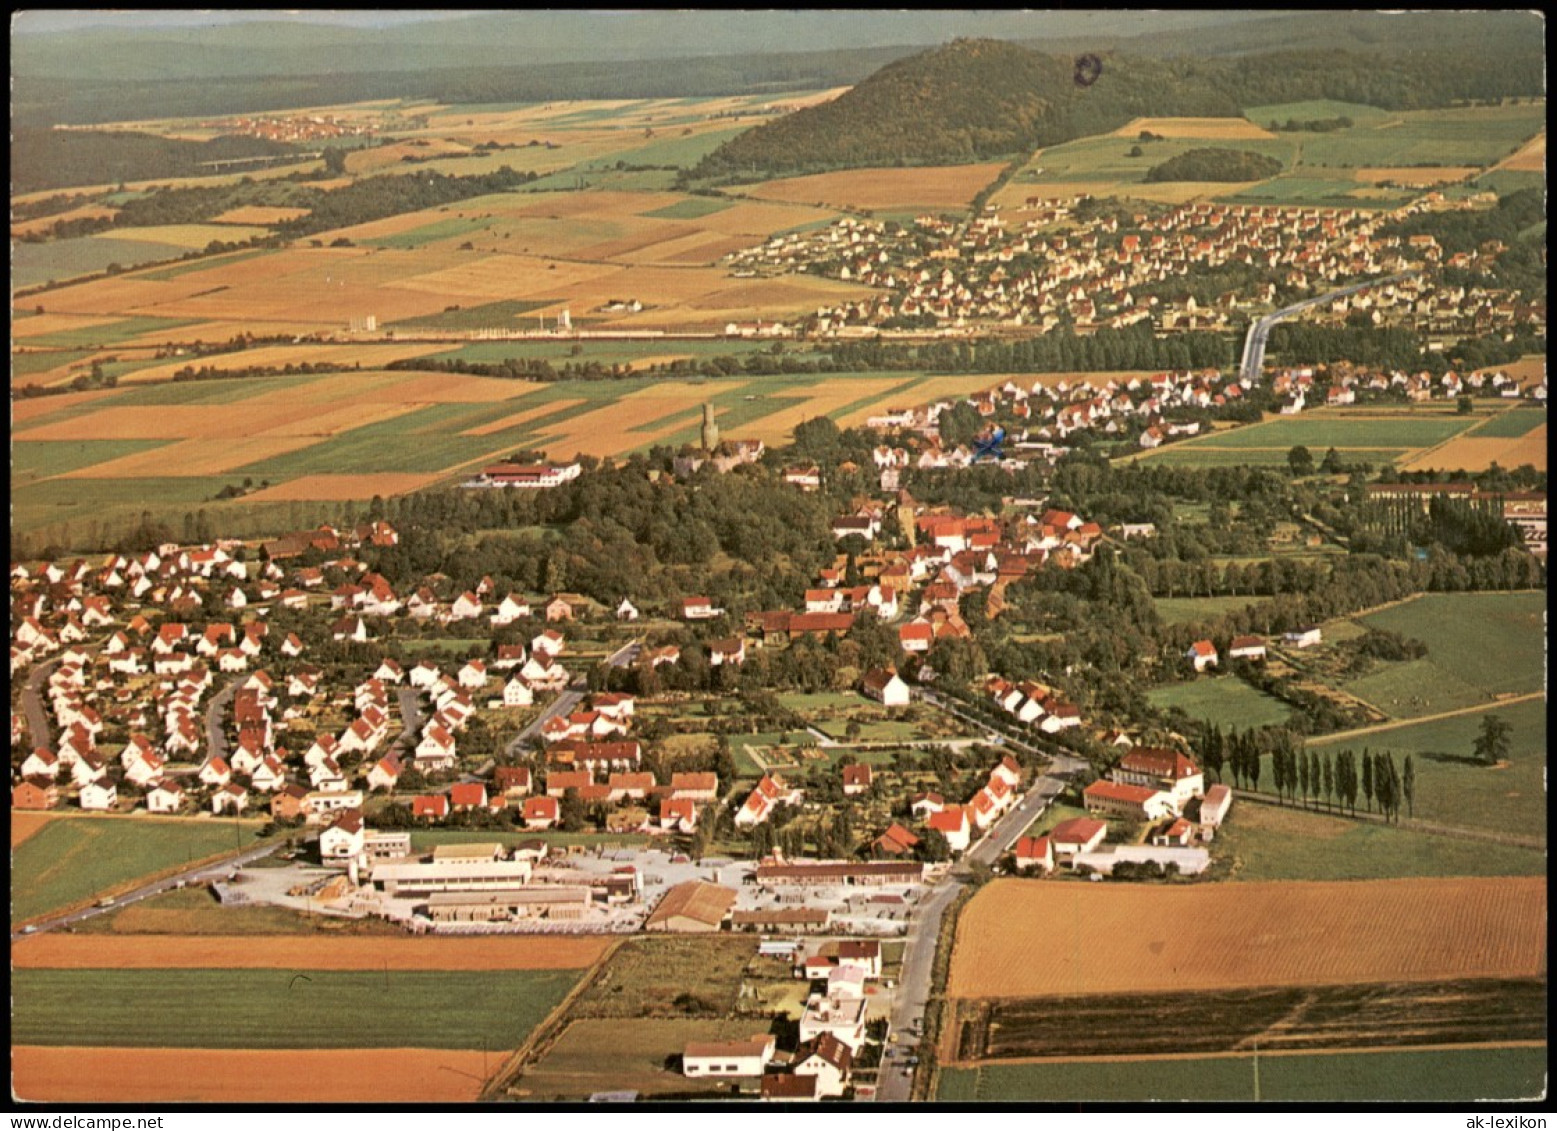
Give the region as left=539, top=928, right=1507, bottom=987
left=1111, top=117, right=1276, bottom=140
left=517, top=1018, right=777, bottom=1100
left=1148, top=676, right=1292, bottom=729
left=939, top=1045, right=1548, bottom=1103
left=12, top=1047, right=501, bottom=1104
left=947, top=877, right=1546, bottom=999
left=14, top=235, right=194, bottom=289
left=11, top=815, right=269, bottom=923
left=12, top=933, right=611, bottom=971
left=740, top=163, right=1006, bottom=211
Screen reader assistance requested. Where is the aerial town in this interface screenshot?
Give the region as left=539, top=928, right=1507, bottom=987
left=10, top=8, right=1547, bottom=1111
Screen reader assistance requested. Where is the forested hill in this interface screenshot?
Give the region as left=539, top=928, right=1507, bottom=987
left=688, top=38, right=1547, bottom=182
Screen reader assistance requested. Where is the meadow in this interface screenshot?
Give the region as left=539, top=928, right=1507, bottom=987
left=1212, top=796, right=1546, bottom=881
left=1148, top=676, right=1292, bottom=729
left=1187, top=415, right=1478, bottom=450
left=1139, top=446, right=1408, bottom=468
left=518, top=1018, right=772, bottom=1099
left=1151, top=595, right=1261, bottom=626
left=939, top=1045, right=1547, bottom=1103
left=12, top=967, right=578, bottom=1050
left=10, top=816, right=270, bottom=923
left=14, top=236, right=192, bottom=289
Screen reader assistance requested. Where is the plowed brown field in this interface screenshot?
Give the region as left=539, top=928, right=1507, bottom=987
left=13, top=932, right=611, bottom=970
left=12, top=1046, right=498, bottom=1103
left=743, top=164, right=1005, bottom=210
left=949, top=877, right=1546, bottom=999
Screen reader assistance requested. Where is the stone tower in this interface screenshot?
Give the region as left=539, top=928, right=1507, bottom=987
left=700, top=402, right=719, bottom=453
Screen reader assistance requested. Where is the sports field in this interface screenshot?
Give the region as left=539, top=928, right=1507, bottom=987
left=11, top=815, right=269, bottom=923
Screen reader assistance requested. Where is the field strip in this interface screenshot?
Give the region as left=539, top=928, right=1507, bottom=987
left=116, top=343, right=451, bottom=385
left=463, top=398, right=587, bottom=436
left=12, top=1046, right=502, bottom=1103
left=54, top=435, right=323, bottom=480
left=944, top=1038, right=1548, bottom=1069
left=12, top=933, right=612, bottom=970
left=949, top=876, right=1546, bottom=999
left=1305, top=690, right=1546, bottom=743
left=239, top=472, right=456, bottom=501
left=11, top=812, right=57, bottom=848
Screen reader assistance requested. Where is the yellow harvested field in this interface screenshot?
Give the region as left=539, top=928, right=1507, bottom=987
left=1114, top=116, right=1277, bottom=140
left=687, top=200, right=842, bottom=238
left=102, top=223, right=271, bottom=248
left=835, top=375, right=1000, bottom=426
left=740, top=377, right=907, bottom=446
left=14, top=932, right=611, bottom=970
left=949, top=877, right=1547, bottom=999
left=11, top=204, right=119, bottom=238
left=115, top=343, right=450, bottom=384
left=56, top=436, right=320, bottom=480
left=371, top=372, right=538, bottom=403
left=12, top=1047, right=498, bottom=1104
left=242, top=473, right=446, bottom=501
left=19, top=402, right=349, bottom=442
left=742, top=164, right=1005, bottom=211
left=1480, top=356, right=1547, bottom=387
left=1400, top=425, right=1547, bottom=473
left=387, top=253, right=622, bottom=300
left=464, top=398, right=586, bottom=437
left=1355, top=167, right=1478, bottom=185
left=12, top=313, right=123, bottom=340
left=9, top=389, right=119, bottom=423
left=213, top=205, right=311, bottom=225
left=534, top=380, right=743, bottom=458
left=11, top=812, right=57, bottom=847
left=1496, top=131, right=1545, bottom=173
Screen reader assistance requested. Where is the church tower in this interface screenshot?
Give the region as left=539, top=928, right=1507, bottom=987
left=700, top=402, right=719, bottom=453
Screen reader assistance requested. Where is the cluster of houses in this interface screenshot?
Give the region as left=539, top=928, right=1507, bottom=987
left=901, top=752, right=1024, bottom=855
left=1183, top=627, right=1321, bottom=673
left=680, top=939, right=885, bottom=1100
left=723, top=197, right=1540, bottom=347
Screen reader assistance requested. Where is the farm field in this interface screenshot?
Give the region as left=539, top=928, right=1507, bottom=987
left=12, top=967, right=580, bottom=1050
left=1186, top=414, right=1479, bottom=450
left=947, top=876, right=1546, bottom=999
left=1211, top=794, right=1546, bottom=881
left=738, top=163, right=1006, bottom=211
left=1138, top=445, right=1406, bottom=468
left=11, top=815, right=269, bottom=923
left=12, top=1046, right=501, bottom=1104
left=938, top=1044, right=1547, bottom=1103
left=14, top=235, right=192, bottom=289
left=1152, top=595, right=1261, bottom=626
left=517, top=1018, right=774, bottom=1100
left=12, top=932, right=611, bottom=970
left=1302, top=697, right=1547, bottom=839
left=1148, top=676, right=1292, bottom=729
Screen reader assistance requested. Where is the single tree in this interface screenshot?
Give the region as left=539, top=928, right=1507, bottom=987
left=1402, top=754, right=1415, bottom=818
left=1321, top=751, right=1334, bottom=811
left=1287, top=445, right=1315, bottom=476
left=1362, top=749, right=1374, bottom=811
left=1471, top=714, right=1512, bottom=766
left=1297, top=743, right=1311, bottom=805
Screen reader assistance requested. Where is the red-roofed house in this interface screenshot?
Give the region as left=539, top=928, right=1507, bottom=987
left=1049, top=817, right=1107, bottom=860
left=1012, top=835, right=1053, bottom=873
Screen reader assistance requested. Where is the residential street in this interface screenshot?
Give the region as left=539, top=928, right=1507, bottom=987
left=204, top=677, right=241, bottom=764
left=1239, top=270, right=1417, bottom=381
left=21, top=655, right=60, bottom=754
left=504, top=638, right=639, bottom=757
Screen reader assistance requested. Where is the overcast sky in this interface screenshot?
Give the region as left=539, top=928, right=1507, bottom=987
left=12, top=10, right=480, bottom=34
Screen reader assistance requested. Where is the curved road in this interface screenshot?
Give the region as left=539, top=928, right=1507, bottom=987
left=504, top=639, right=640, bottom=758
left=1240, top=270, right=1419, bottom=382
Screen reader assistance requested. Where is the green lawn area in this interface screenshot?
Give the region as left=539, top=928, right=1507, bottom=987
left=1219, top=175, right=1411, bottom=208
left=1149, top=677, right=1292, bottom=730
left=1152, top=595, right=1260, bottom=627
left=1304, top=697, right=1547, bottom=839
left=11, top=348, right=93, bottom=377
left=1467, top=407, right=1546, bottom=438
left=940, top=1045, right=1547, bottom=1102
left=1024, top=134, right=1297, bottom=185
left=12, top=439, right=170, bottom=482
left=1190, top=416, right=1477, bottom=450
left=11, top=816, right=269, bottom=922
left=12, top=968, right=578, bottom=1050
left=1344, top=592, right=1545, bottom=714
left=1213, top=794, right=1545, bottom=880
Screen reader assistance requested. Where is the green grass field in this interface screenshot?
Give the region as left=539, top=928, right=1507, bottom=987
left=14, top=237, right=191, bottom=290
left=17, top=314, right=199, bottom=349
left=1304, top=697, right=1547, bottom=839
left=386, top=298, right=552, bottom=330
left=1219, top=175, right=1412, bottom=208
left=361, top=214, right=494, bottom=250
left=1293, top=103, right=1545, bottom=170
left=641, top=197, right=736, bottom=220
left=11, top=348, right=93, bottom=377
left=1190, top=416, right=1478, bottom=450
left=1024, top=134, right=1297, bottom=185
left=133, top=247, right=270, bottom=282
left=1149, top=677, right=1293, bottom=729
left=1468, top=407, right=1546, bottom=438
left=1213, top=794, right=1545, bottom=880
left=1152, top=595, right=1261, bottom=626
left=1243, top=100, right=1395, bottom=126
left=11, top=816, right=268, bottom=922
left=1139, top=446, right=1406, bottom=468
left=940, top=1045, right=1546, bottom=1102
left=12, top=968, right=578, bottom=1050
left=12, top=439, right=170, bottom=482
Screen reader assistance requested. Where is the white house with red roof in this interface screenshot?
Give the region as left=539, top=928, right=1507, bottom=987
left=1228, top=635, right=1267, bottom=661
left=1199, top=783, right=1233, bottom=838
left=1012, top=834, right=1053, bottom=873
left=927, top=805, right=971, bottom=853
left=1083, top=779, right=1178, bottom=821
left=1186, top=639, right=1219, bottom=672
left=1112, top=747, right=1204, bottom=808
left=1049, top=816, right=1107, bottom=861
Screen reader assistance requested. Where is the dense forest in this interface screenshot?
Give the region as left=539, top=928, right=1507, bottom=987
left=688, top=39, right=1544, bottom=181
left=10, top=128, right=303, bottom=195
left=1144, top=147, right=1284, bottom=183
